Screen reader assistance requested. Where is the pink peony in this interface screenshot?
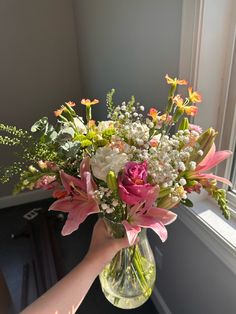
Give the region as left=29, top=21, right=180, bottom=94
left=118, top=161, right=155, bottom=205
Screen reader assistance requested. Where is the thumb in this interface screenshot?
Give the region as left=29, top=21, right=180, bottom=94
left=114, top=236, right=130, bottom=250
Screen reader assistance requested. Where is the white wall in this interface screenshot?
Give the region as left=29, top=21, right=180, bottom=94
left=0, top=0, right=81, bottom=197
left=74, top=0, right=183, bottom=120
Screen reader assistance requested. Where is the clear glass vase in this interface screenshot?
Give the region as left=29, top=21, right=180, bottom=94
left=99, top=219, right=156, bottom=309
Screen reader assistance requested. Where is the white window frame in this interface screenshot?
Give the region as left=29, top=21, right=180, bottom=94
left=178, top=0, right=236, bottom=274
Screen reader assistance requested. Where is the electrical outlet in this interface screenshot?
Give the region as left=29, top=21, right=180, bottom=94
left=154, top=245, right=163, bottom=269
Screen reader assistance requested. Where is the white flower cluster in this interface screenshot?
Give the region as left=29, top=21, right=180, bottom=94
left=95, top=186, right=126, bottom=214
left=90, top=146, right=128, bottom=181
left=124, top=121, right=150, bottom=146
left=147, top=130, right=196, bottom=189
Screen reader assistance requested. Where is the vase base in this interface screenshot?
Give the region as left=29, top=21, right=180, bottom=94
left=100, top=285, right=152, bottom=309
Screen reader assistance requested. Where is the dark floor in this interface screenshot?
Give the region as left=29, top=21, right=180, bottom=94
left=0, top=199, right=158, bottom=314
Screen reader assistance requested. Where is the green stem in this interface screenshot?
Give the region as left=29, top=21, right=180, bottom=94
left=86, top=105, right=92, bottom=122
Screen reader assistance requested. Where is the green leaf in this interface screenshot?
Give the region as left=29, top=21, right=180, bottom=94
left=181, top=198, right=193, bottom=207
left=31, top=117, right=48, bottom=132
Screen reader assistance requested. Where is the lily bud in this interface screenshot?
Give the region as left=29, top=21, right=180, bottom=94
left=106, top=171, right=118, bottom=192
left=178, top=117, right=189, bottom=131
left=191, top=127, right=217, bottom=163
left=28, top=165, right=38, bottom=173
left=158, top=188, right=171, bottom=198
left=157, top=196, right=179, bottom=210
left=173, top=107, right=184, bottom=123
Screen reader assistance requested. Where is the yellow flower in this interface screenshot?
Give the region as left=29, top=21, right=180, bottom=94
left=81, top=99, right=99, bottom=106
left=188, top=87, right=202, bottom=103
left=165, top=74, right=188, bottom=86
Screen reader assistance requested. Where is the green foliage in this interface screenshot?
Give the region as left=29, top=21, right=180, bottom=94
left=106, top=89, right=116, bottom=117
left=102, top=128, right=115, bottom=140
left=204, top=183, right=230, bottom=219
left=127, top=95, right=135, bottom=112
left=180, top=198, right=193, bottom=207
left=0, top=161, right=24, bottom=183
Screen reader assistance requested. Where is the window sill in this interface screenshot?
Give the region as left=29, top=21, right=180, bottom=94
left=174, top=192, right=236, bottom=275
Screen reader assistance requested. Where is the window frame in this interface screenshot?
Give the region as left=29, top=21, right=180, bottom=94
left=178, top=0, right=236, bottom=273
left=180, top=0, right=236, bottom=206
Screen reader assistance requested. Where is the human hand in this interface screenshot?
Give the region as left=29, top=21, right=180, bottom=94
left=84, top=219, right=131, bottom=272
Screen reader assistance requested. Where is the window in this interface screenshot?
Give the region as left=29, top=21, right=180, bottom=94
left=178, top=0, right=236, bottom=272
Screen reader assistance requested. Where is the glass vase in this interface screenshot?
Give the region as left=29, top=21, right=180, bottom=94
left=99, top=219, right=156, bottom=309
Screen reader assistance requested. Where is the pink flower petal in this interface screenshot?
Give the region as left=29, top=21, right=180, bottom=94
left=198, top=173, right=232, bottom=186
left=134, top=215, right=168, bottom=242
left=60, top=170, right=84, bottom=192
left=80, top=157, right=97, bottom=190
left=196, top=146, right=232, bottom=172
left=148, top=207, right=177, bottom=225
left=141, top=186, right=160, bottom=212
left=48, top=197, right=74, bottom=213
left=122, top=221, right=141, bottom=245
left=196, top=143, right=215, bottom=171
left=61, top=200, right=99, bottom=235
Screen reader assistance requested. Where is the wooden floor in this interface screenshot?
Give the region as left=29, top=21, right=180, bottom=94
left=0, top=199, right=158, bottom=314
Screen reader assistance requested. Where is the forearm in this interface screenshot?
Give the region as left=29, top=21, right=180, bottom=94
left=21, top=255, right=102, bottom=314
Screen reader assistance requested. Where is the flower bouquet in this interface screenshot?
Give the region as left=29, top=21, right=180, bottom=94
left=0, top=75, right=232, bottom=309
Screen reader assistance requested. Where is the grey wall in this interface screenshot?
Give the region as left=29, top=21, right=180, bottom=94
left=0, top=0, right=81, bottom=197
left=74, top=0, right=183, bottom=120
left=149, top=218, right=236, bottom=314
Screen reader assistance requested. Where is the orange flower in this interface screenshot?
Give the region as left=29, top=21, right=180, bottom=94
left=54, top=101, right=76, bottom=117
left=188, top=87, right=202, bottom=103
left=81, top=99, right=99, bottom=106
left=184, top=106, right=198, bottom=116
left=165, top=74, right=188, bottom=86
left=173, top=95, right=198, bottom=117
left=65, top=101, right=76, bottom=107
left=149, top=108, right=158, bottom=122
left=54, top=108, right=64, bottom=117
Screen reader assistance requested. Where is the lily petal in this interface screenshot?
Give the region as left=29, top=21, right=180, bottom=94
left=148, top=207, right=177, bottom=225
left=61, top=200, right=99, bottom=235
left=60, top=170, right=84, bottom=192
left=122, top=221, right=141, bottom=245
left=196, top=145, right=232, bottom=172
left=48, top=197, right=74, bottom=213
left=134, top=215, right=168, bottom=242
left=198, top=173, right=232, bottom=186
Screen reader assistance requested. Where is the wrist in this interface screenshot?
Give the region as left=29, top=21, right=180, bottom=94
left=82, top=252, right=106, bottom=276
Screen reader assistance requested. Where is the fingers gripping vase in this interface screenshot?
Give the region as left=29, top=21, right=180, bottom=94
left=99, top=220, right=156, bottom=309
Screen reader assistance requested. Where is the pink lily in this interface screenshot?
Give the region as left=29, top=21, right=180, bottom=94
left=122, top=187, right=177, bottom=244
left=188, top=144, right=232, bottom=185
left=49, top=157, right=99, bottom=235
